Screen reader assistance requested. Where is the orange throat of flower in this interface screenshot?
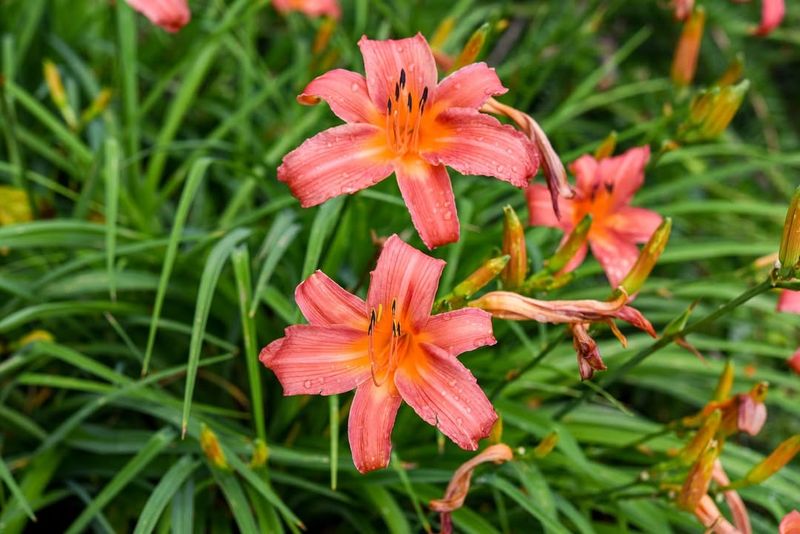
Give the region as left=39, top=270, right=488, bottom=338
left=368, top=298, right=413, bottom=386
left=385, top=69, right=430, bottom=156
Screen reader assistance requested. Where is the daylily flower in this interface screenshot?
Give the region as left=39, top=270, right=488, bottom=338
left=776, top=290, right=800, bottom=374
left=753, top=0, right=785, bottom=36
left=278, top=33, right=538, bottom=249
left=273, top=0, right=340, bottom=19
left=125, top=0, right=190, bottom=32
left=260, top=235, right=498, bottom=472
left=429, top=444, right=513, bottom=534
left=526, top=145, right=662, bottom=287
left=781, top=510, right=800, bottom=534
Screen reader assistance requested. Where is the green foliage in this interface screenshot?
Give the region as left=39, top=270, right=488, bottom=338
left=1, top=0, right=799, bottom=532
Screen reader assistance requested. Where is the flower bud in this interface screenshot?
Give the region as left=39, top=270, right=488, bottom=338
left=430, top=17, right=455, bottom=50
left=677, top=439, right=718, bottom=511
left=200, top=424, right=229, bottom=470
left=546, top=215, right=592, bottom=274
left=671, top=7, right=705, bottom=87
left=779, top=186, right=800, bottom=273
left=81, top=89, right=112, bottom=125
left=617, top=218, right=671, bottom=296
left=713, top=360, right=735, bottom=402
left=0, top=186, right=34, bottom=226
left=501, top=205, right=527, bottom=289
left=679, top=409, right=721, bottom=466
left=452, top=23, right=490, bottom=72
left=451, top=255, right=509, bottom=302
left=593, top=131, right=617, bottom=160
left=250, top=438, right=269, bottom=468
left=43, top=60, right=78, bottom=130
left=533, top=432, right=560, bottom=458
left=312, top=17, right=337, bottom=54
left=680, top=80, right=749, bottom=143
left=716, top=54, right=744, bottom=87
left=744, top=435, right=800, bottom=485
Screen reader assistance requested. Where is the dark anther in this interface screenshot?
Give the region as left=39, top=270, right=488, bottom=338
left=387, top=99, right=392, bottom=112
left=421, top=86, right=428, bottom=102
left=399, top=69, right=406, bottom=88
left=407, top=93, right=412, bottom=112
left=604, top=181, right=614, bottom=193
left=394, top=82, right=400, bottom=101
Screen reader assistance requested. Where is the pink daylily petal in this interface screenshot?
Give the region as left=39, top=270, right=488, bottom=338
left=605, top=206, right=663, bottom=243
left=367, top=234, right=445, bottom=326
left=296, top=270, right=368, bottom=328
left=597, top=145, right=650, bottom=209
left=259, top=337, right=285, bottom=365
left=264, top=325, right=370, bottom=395
left=789, top=348, right=800, bottom=375
left=590, top=232, right=641, bottom=287
left=277, top=123, right=393, bottom=207
left=738, top=395, right=766, bottom=436
left=754, top=0, right=785, bottom=36
left=394, top=159, right=460, bottom=249
left=435, top=63, right=507, bottom=110
left=297, top=69, right=380, bottom=124
left=421, top=308, right=496, bottom=357
left=712, top=460, right=752, bottom=534
left=395, top=343, right=497, bottom=450
left=780, top=510, right=800, bottom=534
left=526, top=183, right=574, bottom=228
left=348, top=379, right=402, bottom=473
left=569, top=154, right=600, bottom=195
left=422, top=108, right=536, bottom=188
left=358, top=33, right=438, bottom=112
left=126, top=0, right=190, bottom=32
left=274, top=0, right=341, bottom=19
left=777, top=290, right=800, bottom=314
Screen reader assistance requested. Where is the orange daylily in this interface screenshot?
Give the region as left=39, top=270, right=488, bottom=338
left=125, top=0, right=190, bottom=32
left=261, top=235, right=498, bottom=472
left=273, top=0, right=340, bottom=19
left=781, top=510, right=800, bottom=534
left=279, top=33, right=538, bottom=249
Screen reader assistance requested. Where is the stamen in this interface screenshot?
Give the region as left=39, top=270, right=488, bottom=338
left=395, top=82, right=400, bottom=101
left=407, top=93, right=412, bottom=112
left=399, top=68, right=406, bottom=88
left=387, top=99, right=392, bottom=112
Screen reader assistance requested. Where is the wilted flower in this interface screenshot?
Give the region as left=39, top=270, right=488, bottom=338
left=261, top=235, right=498, bottom=472
left=679, top=80, right=750, bottom=143
left=753, top=0, right=785, bottom=36
left=501, top=205, right=527, bottom=289
left=694, top=494, right=741, bottom=534
left=571, top=323, right=605, bottom=381
left=780, top=510, right=800, bottom=534
left=744, top=435, right=800, bottom=485
left=678, top=439, right=718, bottom=511
left=273, top=0, right=340, bottom=19
left=712, top=460, right=751, bottom=534
left=125, top=0, right=190, bottom=32
left=527, top=146, right=662, bottom=287
left=688, top=382, right=768, bottom=437
left=280, top=33, right=537, bottom=248
left=429, top=444, right=513, bottom=534
left=200, top=424, right=229, bottom=470
left=671, top=7, right=705, bottom=87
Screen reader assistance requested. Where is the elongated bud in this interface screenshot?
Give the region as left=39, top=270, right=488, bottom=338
left=250, top=438, right=269, bottom=468
left=44, top=60, right=78, bottom=130
left=312, top=17, right=336, bottom=54
left=679, top=409, right=721, bottom=465
left=501, top=205, right=527, bottom=289
left=779, top=186, right=800, bottom=274
left=533, top=432, right=559, bottom=458
left=593, top=131, right=617, bottom=160
left=677, top=439, right=718, bottom=511
left=671, top=7, right=705, bottom=87
left=431, top=17, right=455, bottom=50
left=547, top=215, right=592, bottom=274
left=200, top=424, right=229, bottom=469
left=713, top=360, right=735, bottom=401
left=716, top=54, right=744, bottom=87
left=80, top=89, right=112, bottom=125
left=680, top=80, right=749, bottom=143
left=744, top=435, right=800, bottom=485
left=453, top=255, right=510, bottom=300
left=452, top=23, right=490, bottom=72
left=617, top=218, right=671, bottom=295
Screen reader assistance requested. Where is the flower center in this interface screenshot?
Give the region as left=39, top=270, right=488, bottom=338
left=385, top=68, right=429, bottom=156
left=368, top=298, right=410, bottom=386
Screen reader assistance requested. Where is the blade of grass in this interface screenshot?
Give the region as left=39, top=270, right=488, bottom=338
left=329, top=394, right=339, bottom=491
left=0, top=456, right=35, bottom=522
left=0, top=449, right=61, bottom=534
left=133, top=456, right=199, bottom=534
left=249, top=211, right=300, bottom=318
left=211, top=469, right=260, bottom=534
left=103, top=139, right=120, bottom=301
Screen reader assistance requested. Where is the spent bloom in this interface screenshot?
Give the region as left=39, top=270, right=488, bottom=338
left=526, top=145, right=662, bottom=287
left=279, top=33, right=537, bottom=249
left=781, top=511, right=800, bottom=534
left=125, top=0, right=190, bottom=32
left=273, top=0, right=340, bottom=19
left=694, top=495, right=741, bottom=534
left=261, top=235, right=498, bottom=472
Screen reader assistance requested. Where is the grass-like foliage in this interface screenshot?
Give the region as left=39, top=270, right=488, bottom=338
left=1, top=0, right=799, bottom=532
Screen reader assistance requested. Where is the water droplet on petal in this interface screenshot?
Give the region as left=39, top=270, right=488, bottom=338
left=351, top=82, right=360, bottom=92
left=303, top=379, right=313, bottom=389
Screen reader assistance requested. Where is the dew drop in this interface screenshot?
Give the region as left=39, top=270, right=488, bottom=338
left=350, top=82, right=360, bottom=92
left=303, top=379, right=313, bottom=389
left=496, top=164, right=505, bottom=173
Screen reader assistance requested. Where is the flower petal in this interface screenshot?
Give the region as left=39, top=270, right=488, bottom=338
left=420, top=308, right=496, bottom=357
left=278, top=123, right=393, bottom=207
left=738, top=395, right=766, bottom=436
left=597, top=145, right=650, bottom=209
left=526, top=183, right=574, bottom=228
left=358, top=33, right=438, bottom=112
left=263, top=325, right=370, bottom=395
left=435, top=63, right=507, bottom=110
left=789, top=348, right=800, bottom=375
left=780, top=510, right=800, bottom=534
left=569, top=154, right=599, bottom=195
left=394, top=159, right=460, bottom=249
left=297, top=69, right=381, bottom=124
left=274, top=0, right=341, bottom=19
left=367, top=234, right=445, bottom=327
left=605, top=206, right=663, bottom=243
left=259, top=337, right=285, bottom=365
left=296, top=270, right=368, bottom=328
left=754, top=0, right=785, bottom=36
left=395, top=343, right=497, bottom=450
left=347, top=379, right=402, bottom=473
left=126, top=0, right=190, bottom=32
left=422, top=108, right=536, bottom=188
left=777, top=290, right=800, bottom=314
left=590, top=232, right=641, bottom=287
